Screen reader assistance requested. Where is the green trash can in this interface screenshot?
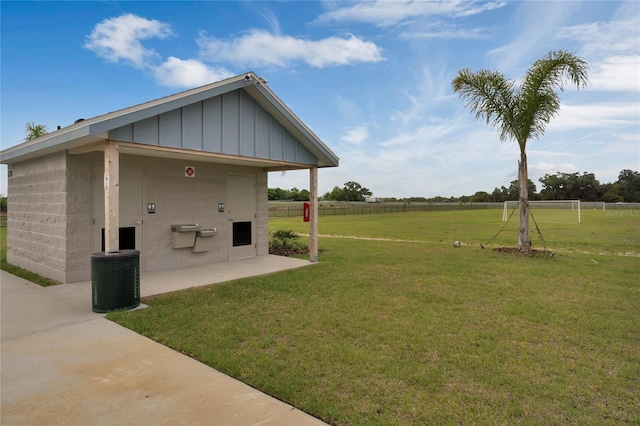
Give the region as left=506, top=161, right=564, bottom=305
left=91, top=250, right=140, bottom=313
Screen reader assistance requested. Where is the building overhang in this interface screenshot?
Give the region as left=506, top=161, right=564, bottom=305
left=0, top=72, right=339, bottom=170
left=68, top=140, right=313, bottom=172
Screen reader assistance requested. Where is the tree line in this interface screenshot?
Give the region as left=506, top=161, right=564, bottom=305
left=462, top=169, right=639, bottom=203
left=268, top=169, right=640, bottom=203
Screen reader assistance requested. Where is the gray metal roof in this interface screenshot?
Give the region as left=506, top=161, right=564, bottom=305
left=0, top=72, right=339, bottom=169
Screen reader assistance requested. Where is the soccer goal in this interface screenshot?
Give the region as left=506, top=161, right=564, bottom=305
left=503, top=200, right=581, bottom=223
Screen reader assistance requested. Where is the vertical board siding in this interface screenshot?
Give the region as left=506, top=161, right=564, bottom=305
left=110, top=124, right=133, bottom=142
left=284, top=132, right=297, bottom=163
left=222, top=92, right=239, bottom=155
left=269, top=119, right=284, bottom=159
left=203, top=96, right=223, bottom=152
left=159, top=109, right=182, bottom=148
left=239, top=90, right=256, bottom=157
left=108, top=89, right=317, bottom=165
left=182, top=102, right=203, bottom=150
left=134, top=116, right=159, bottom=144
left=296, top=142, right=315, bottom=164
left=255, top=105, right=270, bottom=159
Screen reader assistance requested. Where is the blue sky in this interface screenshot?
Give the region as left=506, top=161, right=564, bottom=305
left=1, top=1, right=639, bottom=198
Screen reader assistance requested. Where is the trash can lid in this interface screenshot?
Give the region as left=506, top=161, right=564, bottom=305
left=91, top=249, right=140, bottom=259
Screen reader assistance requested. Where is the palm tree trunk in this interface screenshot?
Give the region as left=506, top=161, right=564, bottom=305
left=517, top=151, right=531, bottom=252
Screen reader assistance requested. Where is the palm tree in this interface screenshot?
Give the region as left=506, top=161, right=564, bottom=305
left=24, top=122, right=48, bottom=141
left=452, top=50, right=588, bottom=253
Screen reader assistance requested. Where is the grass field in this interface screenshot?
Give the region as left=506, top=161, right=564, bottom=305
left=107, top=208, right=639, bottom=425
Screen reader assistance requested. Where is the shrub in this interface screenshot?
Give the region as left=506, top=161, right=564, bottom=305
left=269, top=229, right=309, bottom=256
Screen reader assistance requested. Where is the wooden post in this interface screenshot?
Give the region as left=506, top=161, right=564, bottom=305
left=104, top=141, right=120, bottom=253
left=309, top=167, right=318, bottom=262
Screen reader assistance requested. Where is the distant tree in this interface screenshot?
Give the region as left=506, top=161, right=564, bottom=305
left=343, top=181, right=372, bottom=201
left=452, top=50, right=588, bottom=252
left=616, top=169, right=640, bottom=202
left=24, top=122, right=48, bottom=141
left=539, top=172, right=599, bottom=201
left=602, top=189, right=624, bottom=203
left=428, top=196, right=450, bottom=202
left=268, top=187, right=310, bottom=201
left=403, top=196, right=427, bottom=202
left=482, top=179, right=537, bottom=202
left=469, top=191, right=490, bottom=202
left=322, top=186, right=346, bottom=201
left=322, top=181, right=372, bottom=202
left=268, top=188, right=286, bottom=200
left=0, top=194, right=6, bottom=213
left=290, top=187, right=310, bottom=201
left=490, top=187, right=508, bottom=202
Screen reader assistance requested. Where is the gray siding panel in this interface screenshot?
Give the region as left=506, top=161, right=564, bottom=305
left=269, top=120, right=284, bottom=159
left=203, top=97, right=222, bottom=152
left=104, top=89, right=319, bottom=165
left=298, top=144, right=316, bottom=165
left=182, top=102, right=203, bottom=150
left=110, top=124, right=133, bottom=142
left=222, top=92, right=239, bottom=155
left=159, top=109, right=182, bottom=148
left=283, top=132, right=297, bottom=162
left=255, top=106, right=270, bottom=159
left=239, top=91, right=255, bottom=157
left=134, top=116, right=159, bottom=144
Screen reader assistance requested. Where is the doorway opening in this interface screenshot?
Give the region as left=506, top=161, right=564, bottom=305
left=101, top=227, right=136, bottom=251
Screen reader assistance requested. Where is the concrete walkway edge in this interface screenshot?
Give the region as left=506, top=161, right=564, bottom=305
left=1, top=258, right=328, bottom=425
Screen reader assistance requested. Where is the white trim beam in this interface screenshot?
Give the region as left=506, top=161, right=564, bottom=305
left=309, top=167, right=318, bottom=262
left=104, top=141, right=120, bottom=252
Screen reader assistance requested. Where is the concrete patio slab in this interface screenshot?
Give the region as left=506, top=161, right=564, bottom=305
left=1, top=256, right=327, bottom=426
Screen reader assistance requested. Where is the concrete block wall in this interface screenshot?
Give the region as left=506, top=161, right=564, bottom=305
left=257, top=171, right=269, bottom=256
left=6, top=151, right=270, bottom=283
left=139, top=157, right=228, bottom=272
left=6, top=153, right=68, bottom=283
left=118, top=155, right=268, bottom=274
left=64, top=156, right=93, bottom=283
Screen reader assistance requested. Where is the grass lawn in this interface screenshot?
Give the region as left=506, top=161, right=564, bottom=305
left=106, top=209, right=636, bottom=424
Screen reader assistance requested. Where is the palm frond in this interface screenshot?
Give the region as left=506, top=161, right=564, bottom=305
left=24, top=122, right=48, bottom=142
left=516, top=50, right=589, bottom=143
left=452, top=69, right=518, bottom=143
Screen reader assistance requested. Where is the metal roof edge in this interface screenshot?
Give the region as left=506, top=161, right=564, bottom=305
left=1, top=72, right=339, bottom=168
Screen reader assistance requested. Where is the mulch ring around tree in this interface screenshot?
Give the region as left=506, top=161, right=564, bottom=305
left=494, top=247, right=554, bottom=257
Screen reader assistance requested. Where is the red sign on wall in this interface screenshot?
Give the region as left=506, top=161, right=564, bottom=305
left=185, top=166, right=195, bottom=177
left=303, top=202, right=310, bottom=222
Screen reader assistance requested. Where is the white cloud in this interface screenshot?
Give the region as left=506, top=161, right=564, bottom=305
left=341, top=126, right=369, bottom=144
left=589, top=55, right=640, bottom=92
left=390, top=65, right=452, bottom=125
left=154, top=57, right=234, bottom=88
left=85, top=14, right=384, bottom=88
left=487, top=1, right=577, bottom=72
left=529, top=162, right=578, bottom=177
left=317, top=0, right=506, bottom=28
left=84, top=13, right=173, bottom=68
left=556, top=16, right=640, bottom=93
left=550, top=102, right=640, bottom=131
left=401, top=26, right=489, bottom=40
left=197, top=29, right=384, bottom=68
left=334, top=95, right=365, bottom=122
left=557, top=17, right=640, bottom=56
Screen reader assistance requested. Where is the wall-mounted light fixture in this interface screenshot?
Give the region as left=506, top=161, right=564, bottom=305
left=218, top=202, right=225, bottom=212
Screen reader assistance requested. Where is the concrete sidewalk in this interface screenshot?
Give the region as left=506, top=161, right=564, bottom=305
left=1, top=257, right=328, bottom=425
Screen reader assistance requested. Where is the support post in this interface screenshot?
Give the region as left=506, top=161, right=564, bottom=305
left=104, top=141, right=120, bottom=253
left=309, top=167, right=318, bottom=262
